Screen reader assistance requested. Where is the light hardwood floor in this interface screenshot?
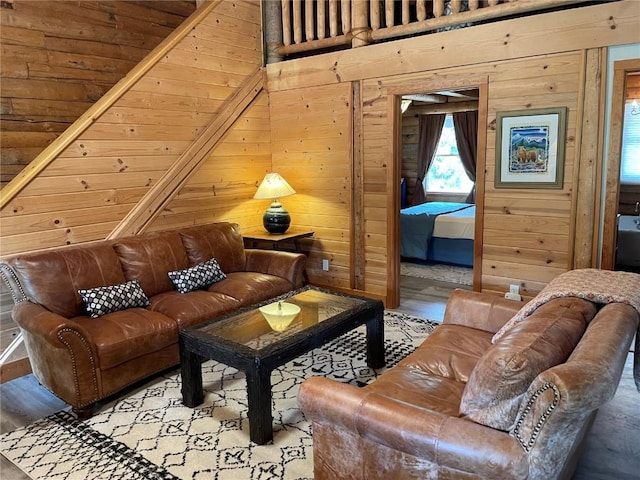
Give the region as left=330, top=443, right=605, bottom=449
left=1, top=276, right=639, bottom=479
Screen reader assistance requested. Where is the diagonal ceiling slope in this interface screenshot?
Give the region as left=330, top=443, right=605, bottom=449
left=0, top=0, right=267, bottom=256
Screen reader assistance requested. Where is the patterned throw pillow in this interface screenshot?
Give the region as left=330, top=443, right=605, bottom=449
left=167, top=258, right=226, bottom=294
left=78, top=280, right=150, bottom=318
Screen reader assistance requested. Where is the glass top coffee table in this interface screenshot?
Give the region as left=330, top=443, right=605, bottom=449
left=179, top=285, right=384, bottom=445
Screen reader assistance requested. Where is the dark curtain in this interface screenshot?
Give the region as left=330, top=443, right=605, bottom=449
left=452, top=110, right=478, bottom=203
left=412, top=114, right=446, bottom=206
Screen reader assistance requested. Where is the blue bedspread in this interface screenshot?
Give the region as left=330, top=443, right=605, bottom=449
left=400, top=202, right=472, bottom=260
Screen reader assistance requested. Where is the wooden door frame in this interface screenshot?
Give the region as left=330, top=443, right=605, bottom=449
left=386, top=76, right=488, bottom=307
left=600, top=58, right=640, bottom=269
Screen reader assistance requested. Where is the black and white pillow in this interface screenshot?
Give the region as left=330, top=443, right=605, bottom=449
left=78, top=280, right=150, bottom=318
left=168, top=258, right=226, bottom=294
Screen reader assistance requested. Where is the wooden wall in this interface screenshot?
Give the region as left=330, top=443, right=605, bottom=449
left=267, top=0, right=640, bottom=303
left=148, top=91, right=271, bottom=232
left=270, top=83, right=353, bottom=288
left=0, top=0, right=197, bottom=188
left=0, top=0, right=264, bottom=256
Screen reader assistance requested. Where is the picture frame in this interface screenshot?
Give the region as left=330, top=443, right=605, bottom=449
left=495, top=107, right=567, bottom=189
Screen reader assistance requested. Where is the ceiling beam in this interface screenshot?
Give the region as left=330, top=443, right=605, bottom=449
left=403, top=93, right=448, bottom=103
left=407, top=100, right=479, bottom=115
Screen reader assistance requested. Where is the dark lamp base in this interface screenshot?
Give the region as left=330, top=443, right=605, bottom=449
left=263, top=202, right=291, bottom=234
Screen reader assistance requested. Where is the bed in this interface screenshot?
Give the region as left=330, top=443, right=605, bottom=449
left=400, top=202, right=475, bottom=267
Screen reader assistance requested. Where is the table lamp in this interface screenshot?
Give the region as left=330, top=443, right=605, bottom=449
left=253, top=173, right=296, bottom=234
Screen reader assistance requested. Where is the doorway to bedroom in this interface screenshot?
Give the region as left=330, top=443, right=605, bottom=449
left=393, top=83, right=486, bottom=314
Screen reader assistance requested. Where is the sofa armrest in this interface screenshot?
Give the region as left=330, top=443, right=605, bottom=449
left=13, top=301, right=93, bottom=347
left=299, top=376, right=528, bottom=478
left=504, top=303, right=637, bottom=480
left=244, top=249, right=306, bottom=289
left=443, top=289, right=523, bottom=333
left=0, top=262, right=28, bottom=303
left=13, top=302, right=101, bottom=407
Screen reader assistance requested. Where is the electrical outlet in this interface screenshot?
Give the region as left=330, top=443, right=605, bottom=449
left=509, top=284, right=520, bottom=294
left=322, top=259, right=329, bottom=271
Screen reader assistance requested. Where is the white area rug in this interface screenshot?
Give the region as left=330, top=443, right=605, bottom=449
left=0, top=311, right=437, bottom=480
left=401, top=262, right=472, bottom=286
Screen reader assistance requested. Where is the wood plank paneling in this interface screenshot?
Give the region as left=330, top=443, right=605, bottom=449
left=270, top=83, right=353, bottom=289
left=357, top=51, right=585, bottom=301
left=266, top=1, right=639, bottom=304
left=0, top=0, right=198, bottom=188
left=142, top=79, right=270, bottom=235
left=0, top=1, right=264, bottom=256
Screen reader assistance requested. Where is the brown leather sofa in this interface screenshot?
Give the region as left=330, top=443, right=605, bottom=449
left=299, top=289, right=638, bottom=480
left=1, top=222, right=306, bottom=417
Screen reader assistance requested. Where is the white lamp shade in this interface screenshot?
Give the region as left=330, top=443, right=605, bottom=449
left=253, top=173, right=296, bottom=200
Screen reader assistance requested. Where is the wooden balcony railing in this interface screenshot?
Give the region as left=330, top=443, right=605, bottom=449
left=264, top=0, right=599, bottom=62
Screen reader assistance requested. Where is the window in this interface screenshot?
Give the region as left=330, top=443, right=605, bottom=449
left=424, top=114, right=474, bottom=193
left=620, top=100, right=640, bottom=185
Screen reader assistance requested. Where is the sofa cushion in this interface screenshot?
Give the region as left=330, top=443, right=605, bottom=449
left=114, top=231, right=189, bottom=298
left=168, top=258, right=226, bottom=294
left=8, top=243, right=126, bottom=318
left=364, top=367, right=467, bottom=417
left=148, top=290, right=240, bottom=329
left=73, top=308, right=178, bottom=370
left=207, top=272, right=293, bottom=306
left=459, top=297, right=596, bottom=430
left=78, top=280, right=150, bottom=318
left=400, top=324, right=494, bottom=383
left=179, top=223, right=246, bottom=273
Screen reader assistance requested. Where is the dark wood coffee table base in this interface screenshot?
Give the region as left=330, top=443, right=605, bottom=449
left=179, top=291, right=384, bottom=445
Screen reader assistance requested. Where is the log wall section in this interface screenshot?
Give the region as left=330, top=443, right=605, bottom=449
left=0, top=0, right=197, bottom=188
left=266, top=0, right=640, bottom=303
left=269, top=83, right=353, bottom=288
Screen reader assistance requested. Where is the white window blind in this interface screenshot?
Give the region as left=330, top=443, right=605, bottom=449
left=620, top=101, right=640, bottom=185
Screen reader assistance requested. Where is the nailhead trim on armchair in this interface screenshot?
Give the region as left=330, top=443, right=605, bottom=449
left=512, top=382, right=560, bottom=452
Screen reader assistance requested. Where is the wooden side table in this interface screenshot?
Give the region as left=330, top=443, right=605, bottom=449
left=242, top=227, right=314, bottom=254
left=243, top=228, right=314, bottom=284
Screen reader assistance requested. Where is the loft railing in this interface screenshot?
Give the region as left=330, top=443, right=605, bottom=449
left=264, top=0, right=598, bottom=62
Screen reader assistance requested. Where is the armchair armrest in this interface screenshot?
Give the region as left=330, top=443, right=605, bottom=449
left=443, top=289, right=523, bottom=333
left=244, top=249, right=306, bottom=289
left=299, top=377, right=527, bottom=478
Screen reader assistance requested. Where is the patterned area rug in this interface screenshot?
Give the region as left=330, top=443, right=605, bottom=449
left=0, top=311, right=437, bottom=480
left=401, top=262, right=473, bottom=286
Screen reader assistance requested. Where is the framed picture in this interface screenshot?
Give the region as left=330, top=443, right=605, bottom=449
left=495, top=107, right=567, bottom=189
